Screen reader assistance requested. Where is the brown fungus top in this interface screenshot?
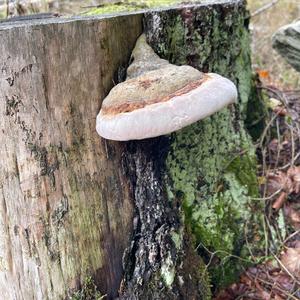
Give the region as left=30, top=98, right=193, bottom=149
left=101, top=65, right=208, bottom=115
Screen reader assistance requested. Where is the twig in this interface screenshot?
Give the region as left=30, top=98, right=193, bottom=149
left=251, top=187, right=283, bottom=201
left=251, top=0, right=280, bottom=18
left=254, top=276, right=299, bottom=300
left=283, top=229, right=300, bottom=244
left=263, top=215, right=269, bottom=257
left=271, top=251, right=300, bottom=285
left=244, top=220, right=257, bottom=261
left=259, top=110, right=282, bottom=163
left=275, top=118, right=281, bottom=170
left=196, top=242, right=253, bottom=273
left=278, top=152, right=300, bottom=170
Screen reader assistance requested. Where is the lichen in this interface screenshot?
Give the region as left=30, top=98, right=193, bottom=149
left=161, top=255, right=176, bottom=287
left=143, top=2, right=264, bottom=290
left=166, top=110, right=261, bottom=270
left=171, top=230, right=183, bottom=249
left=84, top=0, right=190, bottom=16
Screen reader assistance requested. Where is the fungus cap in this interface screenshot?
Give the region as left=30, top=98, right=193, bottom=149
left=96, top=65, right=237, bottom=141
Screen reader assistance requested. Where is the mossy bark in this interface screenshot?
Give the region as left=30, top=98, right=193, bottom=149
left=119, top=139, right=211, bottom=300
left=143, top=0, right=263, bottom=290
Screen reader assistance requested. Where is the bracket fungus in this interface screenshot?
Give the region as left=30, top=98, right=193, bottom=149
left=96, top=34, right=238, bottom=141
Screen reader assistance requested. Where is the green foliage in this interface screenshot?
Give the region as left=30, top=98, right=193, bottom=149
left=70, top=277, right=105, bottom=300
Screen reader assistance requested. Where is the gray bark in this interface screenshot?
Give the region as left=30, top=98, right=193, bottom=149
left=0, top=14, right=142, bottom=300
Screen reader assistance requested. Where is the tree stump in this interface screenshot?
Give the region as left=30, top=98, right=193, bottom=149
left=0, top=1, right=260, bottom=299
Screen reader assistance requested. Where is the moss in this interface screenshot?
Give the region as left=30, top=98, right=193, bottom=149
left=225, top=151, right=259, bottom=197
left=70, top=276, right=105, bottom=300
left=84, top=0, right=190, bottom=16
left=143, top=3, right=264, bottom=290
left=179, top=224, right=212, bottom=300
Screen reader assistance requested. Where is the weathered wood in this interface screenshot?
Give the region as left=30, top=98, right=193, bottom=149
left=273, top=21, right=300, bottom=73
left=0, top=1, right=259, bottom=299
left=0, top=14, right=142, bottom=300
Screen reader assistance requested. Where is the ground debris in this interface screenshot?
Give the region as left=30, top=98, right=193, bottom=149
left=215, top=257, right=300, bottom=300
left=264, top=166, right=300, bottom=211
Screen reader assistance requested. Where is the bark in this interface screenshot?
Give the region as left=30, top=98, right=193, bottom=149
left=0, top=14, right=142, bottom=300
left=144, top=1, right=262, bottom=290
left=0, top=1, right=259, bottom=299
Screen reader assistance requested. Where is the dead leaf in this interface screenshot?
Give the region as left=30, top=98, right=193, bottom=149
left=272, top=192, right=288, bottom=210
left=281, top=247, right=300, bottom=278
left=284, top=203, right=300, bottom=230
left=214, top=283, right=248, bottom=300
left=273, top=106, right=288, bottom=116
left=266, top=166, right=300, bottom=210
left=257, top=69, right=270, bottom=79
left=287, top=166, right=300, bottom=194
left=267, top=172, right=285, bottom=195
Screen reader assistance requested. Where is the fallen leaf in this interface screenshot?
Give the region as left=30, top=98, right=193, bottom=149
left=273, top=106, right=288, bottom=116
left=272, top=192, right=288, bottom=210
left=288, top=166, right=300, bottom=194
left=257, top=69, right=270, bottom=79
left=284, top=203, right=300, bottom=230
left=281, top=247, right=300, bottom=278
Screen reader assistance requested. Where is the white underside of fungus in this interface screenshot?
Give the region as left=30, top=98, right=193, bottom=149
left=96, top=34, right=238, bottom=141
left=96, top=73, right=237, bottom=141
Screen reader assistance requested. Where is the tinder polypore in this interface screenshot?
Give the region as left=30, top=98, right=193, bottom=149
left=96, top=35, right=238, bottom=141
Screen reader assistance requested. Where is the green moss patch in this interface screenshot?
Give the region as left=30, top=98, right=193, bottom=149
left=84, top=0, right=197, bottom=15
left=144, top=4, right=265, bottom=290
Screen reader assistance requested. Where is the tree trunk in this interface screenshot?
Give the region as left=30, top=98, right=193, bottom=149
left=143, top=1, right=262, bottom=291
left=0, top=1, right=260, bottom=299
